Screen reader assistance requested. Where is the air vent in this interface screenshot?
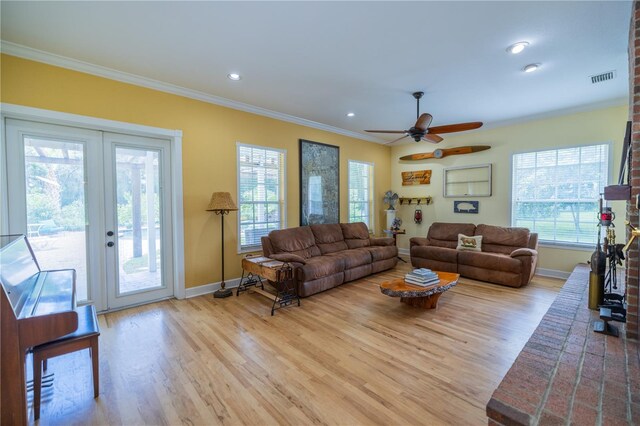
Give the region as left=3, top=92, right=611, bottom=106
left=590, top=70, right=616, bottom=84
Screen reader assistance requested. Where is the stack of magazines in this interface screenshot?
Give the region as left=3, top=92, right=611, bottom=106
left=405, top=268, right=440, bottom=287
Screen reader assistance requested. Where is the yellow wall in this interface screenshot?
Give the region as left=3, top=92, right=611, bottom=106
left=2, top=53, right=628, bottom=283
left=0, top=54, right=392, bottom=288
left=391, top=105, right=628, bottom=273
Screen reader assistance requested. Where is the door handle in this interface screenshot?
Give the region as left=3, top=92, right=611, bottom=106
left=106, top=241, right=114, bottom=247
left=106, top=231, right=114, bottom=237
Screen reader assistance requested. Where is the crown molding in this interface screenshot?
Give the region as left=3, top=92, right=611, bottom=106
left=1, top=41, right=384, bottom=144
left=481, top=97, right=628, bottom=131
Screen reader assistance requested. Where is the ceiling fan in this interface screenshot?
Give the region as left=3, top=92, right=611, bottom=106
left=365, top=92, right=483, bottom=144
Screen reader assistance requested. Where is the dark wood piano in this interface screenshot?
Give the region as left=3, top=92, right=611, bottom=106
left=0, top=234, right=78, bottom=426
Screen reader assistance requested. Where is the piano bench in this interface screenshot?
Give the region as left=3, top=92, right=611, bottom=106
left=32, top=304, right=100, bottom=421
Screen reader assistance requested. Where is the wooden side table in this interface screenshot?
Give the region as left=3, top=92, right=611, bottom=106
left=238, top=256, right=300, bottom=315
left=383, top=229, right=407, bottom=263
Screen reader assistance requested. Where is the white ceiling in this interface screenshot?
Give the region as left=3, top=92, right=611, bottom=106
left=0, top=1, right=632, bottom=144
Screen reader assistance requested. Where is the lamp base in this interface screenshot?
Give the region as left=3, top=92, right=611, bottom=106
left=213, top=287, right=233, bottom=298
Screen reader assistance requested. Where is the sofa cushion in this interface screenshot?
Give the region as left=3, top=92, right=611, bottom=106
left=365, top=245, right=397, bottom=262
left=457, top=234, right=482, bottom=252
left=310, top=224, right=348, bottom=254
left=427, top=222, right=476, bottom=249
left=268, top=226, right=321, bottom=259
left=340, top=222, right=371, bottom=249
left=457, top=251, right=521, bottom=274
left=297, top=256, right=345, bottom=282
left=327, top=248, right=371, bottom=269
left=475, top=224, right=530, bottom=255
left=411, top=245, right=458, bottom=263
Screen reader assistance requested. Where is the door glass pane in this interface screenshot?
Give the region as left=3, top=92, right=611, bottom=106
left=115, top=147, right=162, bottom=294
left=24, top=137, right=89, bottom=301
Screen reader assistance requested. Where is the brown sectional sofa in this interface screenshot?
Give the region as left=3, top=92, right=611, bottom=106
left=261, top=222, right=398, bottom=297
left=410, top=222, right=538, bottom=287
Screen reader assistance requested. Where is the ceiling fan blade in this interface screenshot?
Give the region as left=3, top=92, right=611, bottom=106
left=422, top=134, right=444, bottom=143
left=365, top=130, right=408, bottom=134
left=427, top=121, right=483, bottom=134
left=385, top=134, right=410, bottom=145
left=414, top=113, right=433, bottom=131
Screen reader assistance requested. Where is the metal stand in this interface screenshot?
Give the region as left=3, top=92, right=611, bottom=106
left=237, top=259, right=300, bottom=316
left=600, top=228, right=626, bottom=322
left=236, top=270, right=265, bottom=296
left=213, top=210, right=232, bottom=299
left=268, top=264, right=300, bottom=316
left=594, top=307, right=619, bottom=337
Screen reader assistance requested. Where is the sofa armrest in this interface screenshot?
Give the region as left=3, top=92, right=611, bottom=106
left=510, top=248, right=537, bottom=258
left=370, top=237, right=395, bottom=247
left=269, top=253, right=307, bottom=265
left=510, top=248, right=538, bottom=286
left=410, top=237, right=429, bottom=249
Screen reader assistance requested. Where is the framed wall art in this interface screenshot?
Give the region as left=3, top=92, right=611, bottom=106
left=454, top=200, right=479, bottom=214
left=299, top=139, right=340, bottom=225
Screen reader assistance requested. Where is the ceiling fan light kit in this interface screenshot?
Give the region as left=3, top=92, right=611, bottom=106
left=365, top=92, right=483, bottom=144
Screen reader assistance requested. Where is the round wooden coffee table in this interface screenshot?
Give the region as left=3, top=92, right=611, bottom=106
left=379, top=272, right=459, bottom=309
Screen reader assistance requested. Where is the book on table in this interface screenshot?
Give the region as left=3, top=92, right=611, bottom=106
left=405, top=268, right=439, bottom=287
left=405, top=277, right=440, bottom=287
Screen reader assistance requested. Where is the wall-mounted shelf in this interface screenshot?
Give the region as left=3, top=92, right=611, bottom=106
left=398, top=196, right=432, bottom=205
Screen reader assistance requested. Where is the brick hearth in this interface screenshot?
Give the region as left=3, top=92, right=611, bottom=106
left=486, top=264, right=639, bottom=425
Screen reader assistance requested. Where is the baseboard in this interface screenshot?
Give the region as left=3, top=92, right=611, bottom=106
left=398, top=248, right=410, bottom=256
left=535, top=268, right=571, bottom=280
left=185, top=277, right=242, bottom=298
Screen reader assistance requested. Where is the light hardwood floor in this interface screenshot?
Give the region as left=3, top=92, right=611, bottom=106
left=29, top=260, right=563, bottom=425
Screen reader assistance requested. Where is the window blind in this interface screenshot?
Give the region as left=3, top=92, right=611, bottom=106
left=348, top=160, right=374, bottom=229
left=237, top=144, right=286, bottom=251
left=511, top=144, right=609, bottom=245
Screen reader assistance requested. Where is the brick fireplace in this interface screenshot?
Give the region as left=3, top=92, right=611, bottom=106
left=628, top=0, right=640, bottom=341
left=486, top=5, right=639, bottom=424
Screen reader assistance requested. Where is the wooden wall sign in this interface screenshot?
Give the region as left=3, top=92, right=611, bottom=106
left=402, top=170, right=432, bottom=186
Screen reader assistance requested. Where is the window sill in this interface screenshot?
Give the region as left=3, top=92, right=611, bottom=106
left=238, top=247, right=263, bottom=255
left=538, top=242, right=594, bottom=252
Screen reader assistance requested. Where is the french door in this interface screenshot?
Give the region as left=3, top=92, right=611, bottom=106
left=4, top=119, right=174, bottom=311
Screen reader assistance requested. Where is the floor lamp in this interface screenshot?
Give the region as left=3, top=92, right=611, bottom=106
left=206, top=192, right=238, bottom=298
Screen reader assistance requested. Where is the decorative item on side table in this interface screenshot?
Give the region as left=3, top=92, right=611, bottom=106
left=384, top=218, right=406, bottom=263
left=206, top=192, right=238, bottom=299
left=300, top=139, right=340, bottom=226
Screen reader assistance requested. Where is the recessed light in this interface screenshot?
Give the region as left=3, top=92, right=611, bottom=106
left=523, top=63, right=540, bottom=73
left=346, top=112, right=355, bottom=117
left=227, top=73, right=241, bottom=81
left=506, top=41, right=529, bottom=54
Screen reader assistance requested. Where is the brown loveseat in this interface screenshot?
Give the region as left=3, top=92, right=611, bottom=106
left=410, top=222, right=538, bottom=287
left=261, top=222, right=398, bottom=297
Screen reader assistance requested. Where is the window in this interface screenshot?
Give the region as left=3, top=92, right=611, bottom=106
left=348, top=160, right=374, bottom=229
left=237, top=143, right=286, bottom=251
left=511, top=144, right=609, bottom=246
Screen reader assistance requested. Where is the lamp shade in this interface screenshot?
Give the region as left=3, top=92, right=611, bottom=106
left=206, top=192, right=238, bottom=212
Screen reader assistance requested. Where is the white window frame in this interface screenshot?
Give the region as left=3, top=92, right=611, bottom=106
left=510, top=142, right=612, bottom=249
left=348, top=160, right=374, bottom=230
left=236, top=142, right=287, bottom=253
